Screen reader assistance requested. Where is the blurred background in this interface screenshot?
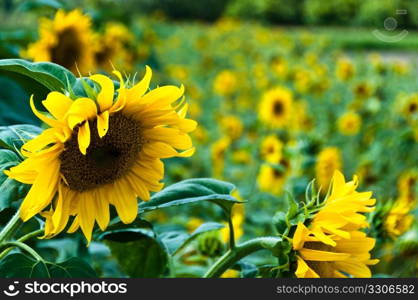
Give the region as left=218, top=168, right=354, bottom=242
left=0, top=0, right=417, bottom=277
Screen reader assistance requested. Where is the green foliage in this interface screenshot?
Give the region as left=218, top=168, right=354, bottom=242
left=100, top=228, right=169, bottom=278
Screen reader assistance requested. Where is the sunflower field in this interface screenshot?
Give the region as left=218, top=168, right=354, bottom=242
left=0, top=0, right=417, bottom=279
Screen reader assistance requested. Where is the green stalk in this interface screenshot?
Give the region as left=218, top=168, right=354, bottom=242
left=0, top=241, right=44, bottom=261
left=0, top=228, right=44, bottom=260
left=204, top=236, right=282, bottom=278
left=0, top=209, right=22, bottom=244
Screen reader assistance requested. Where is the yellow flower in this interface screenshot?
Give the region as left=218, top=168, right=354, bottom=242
left=353, top=82, right=373, bottom=99
left=213, top=70, right=237, bottom=96
left=384, top=199, right=414, bottom=238
left=5, top=66, right=197, bottom=242
left=293, top=171, right=378, bottom=278
left=220, top=115, right=243, bottom=140
left=336, top=58, right=355, bottom=81
left=259, top=87, right=293, bottom=128
left=221, top=191, right=244, bottom=243
left=397, top=170, right=417, bottom=204
left=186, top=217, right=204, bottom=233
left=257, top=160, right=290, bottom=195
left=316, top=147, right=342, bottom=192
left=337, top=111, right=362, bottom=136
left=211, top=136, right=231, bottom=178
left=24, top=9, right=95, bottom=74
left=94, top=22, right=134, bottom=72
left=220, top=269, right=240, bottom=278
left=232, top=149, right=251, bottom=164
left=401, top=94, right=418, bottom=120
left=260, top=135, right=283, bottom=163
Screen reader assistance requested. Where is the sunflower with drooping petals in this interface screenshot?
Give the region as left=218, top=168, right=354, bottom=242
left=24, top=9, right=95, bottom=74
left=5, top=66, right=197, bottom=242
left=292, top=171, right=379, bottom=278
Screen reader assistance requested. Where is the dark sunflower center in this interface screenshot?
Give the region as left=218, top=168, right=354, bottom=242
left=59, top=113, right=142, bottom=192
left=409, top=103, right=417, bottom=113
left=273, top=100, right=284, bottom=116
left=95, top=45, right=113, bottom=65
left=50, top=28, right=82, bottom=71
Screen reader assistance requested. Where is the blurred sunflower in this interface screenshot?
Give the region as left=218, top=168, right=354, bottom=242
left=24, top=9, right=95, bottom=74
left=257, top=158, right=290, bottom=195
left=260, top=135, right=283, bottom=163
left=220, top=115, right=243, bottom=140
left=293, top=171, right=378, bottom=278
left=94, top=22, right=134, bottom=72
left=316, top=147, right=342, bottom=192
left=211, top=136, right=231, bottom=178
left=402, top=94, right=418, bottom=120
left=336, top=58, right=354, bottom=81
left=398, top=170, right=417, bottom=202
left=259, top=87, right=293, bottom=128
left=384, top=200, right=414, bottom=238
left=337, top=111, right=362, bottom=136
left=213, top=70, right=237, bottom=96
left=353, top=82, right=373, bottom=99
left=5, top=66, right=196, bottom=242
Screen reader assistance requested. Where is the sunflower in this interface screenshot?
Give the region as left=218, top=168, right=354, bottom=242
left=220, top=115, right=243, bottom=140
left=259, top=87, right=293, bottom=128
left=211, top=136, right=230, bottom=178
left=315, top=147, right=342, bottom=192
left=353, top=82, right=373, bottom=99
left=336, top=58, right=354, bottom=81
left=25, top=9, right=95, bottom=74
left=402, top=94, right=418, bottom=120
left=292, top=171, right=379, bottom=278
left=397, top=170, right=417, bottom=203
left=5, top=66, right=197, bottom=242
left=260, top=135, right=283, bottom=163
left=94, top=22, right=134, bottom=72
left=384, top=200, right=414, bottom=238
left=213, top=70, right=237, bottom=96
left=257, top=158, right=290, bottom=195
left=337, top=111, right=362, bottom=136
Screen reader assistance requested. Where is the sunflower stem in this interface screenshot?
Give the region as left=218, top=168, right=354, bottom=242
left=227, top=216, right=236, bottom=249
left=0, top=241, right=44, bottom=262
left=0, top=209, right=22, bottom=244
left=0, top=229, right=44, bottom=260
left=203, top=236, right=282, bottom=278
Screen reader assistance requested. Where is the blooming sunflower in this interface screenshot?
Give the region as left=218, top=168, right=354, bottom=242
left=211, top=136, right=230, bottom=178
left=213, top=70, right=237, bottom=96
left=316, top=147, right=342, bottom=193
left=220, top=115, right=243, bottom=140
left=292, top=171, right=379, bottom=278
left=337, top=111, right=362, bottom=136
left=384, top=200, right=414, bottom=238
left=402, top=94, right=418, bottom=120
left=260, top=135, right=283, bottom=163
left=25, top=9, right=95, bottom=74
left=257, top=159, right=290, bottom=195
left=336, top=58, right=354, bottom=81
left=259, top=87, right=293, bottom=128
left=5, top=66, right=197, bottom=242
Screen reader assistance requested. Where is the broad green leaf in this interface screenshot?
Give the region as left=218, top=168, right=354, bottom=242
left=47, top=258, right=97, bottom=278
left=0, top=253, right=50, bottom=278
left=0, top=59, right=77, bottom=92
left=139, top=178, right=240, bottom=214
left=0, top=124, right=42, bottom=152
left=100, top=228, right=169, bottom=278
left=0, top=76, right=40, bottom=126
left=0, top=149, right=30, bottom=211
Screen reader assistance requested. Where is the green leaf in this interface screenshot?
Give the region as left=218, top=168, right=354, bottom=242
left=0, top=253, right=50, bottom=278
left=273, top=211, right=288, bottom=235
left=140, top=178, right=240, bottom=214
left=0, top=124, right=42, bottom=152
left=0, top=59, right=77, bottom=92
left=47, top=258, right=97, bottom=278
left=100, top=228, right=169, bottom=278
left=0, top=149, right=30, bottom=211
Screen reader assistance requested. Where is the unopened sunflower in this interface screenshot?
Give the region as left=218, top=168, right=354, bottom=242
left=292, top=171, right=379, bottom=277
left=5, top=66, right=196, bottom=242
left=25, top=9, right=95, bottom=74
left=259, top=87, right=293, bottom=128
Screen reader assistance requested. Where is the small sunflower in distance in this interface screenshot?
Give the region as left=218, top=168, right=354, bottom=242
left=25, top=9, right=95, bottom=74
left=5, top=66, right=197, bottom=242
left=337, top=111, right=362, bottom=136
left=260, top=135, right=283, bottom=163
left=293, top=171, right=379, bottom=277
left=316, top=147, right=342, bottom=193
left=259, top=87, right=293, bottom=128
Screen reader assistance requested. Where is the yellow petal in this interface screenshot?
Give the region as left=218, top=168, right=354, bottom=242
left=30, top=95, right=62, bottom=127
left=90, top=74, right=114, bottom=112
left=78, top=192, right=96, bottom=243
left=97, top=111, right=109, bottom=138
left=126, top=65, right=152, bottom=100
left=42, top=92, right=73, bottom=120
left=292, top=222, right=310, bottom=250
left=77, top=121, right=91, bottom=155
left=295, top=256, right=320, bottom=278
left=67, top=97, right=97, bottom=129
left=112, top=179, right=138, bottom=224
left=299, top=248, right=350, bottom=262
